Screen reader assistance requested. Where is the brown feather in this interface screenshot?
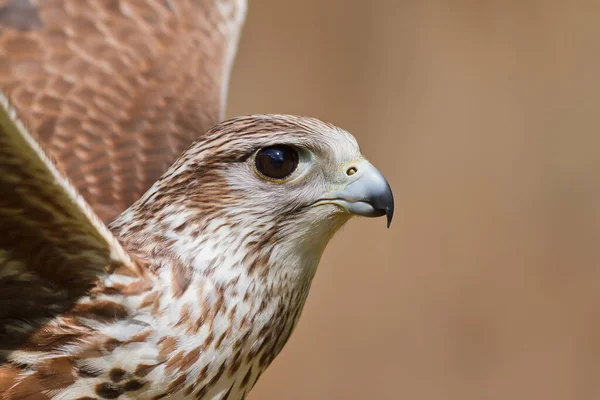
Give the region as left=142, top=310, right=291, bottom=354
left=0, top=0, right=246, bottom=222
left=0, top=93, right=139, bottom=398
left=0, top=49, right=373, bottom=398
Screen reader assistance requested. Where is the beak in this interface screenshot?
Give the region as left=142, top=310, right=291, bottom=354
left=318, top=162, right=395, bottom=228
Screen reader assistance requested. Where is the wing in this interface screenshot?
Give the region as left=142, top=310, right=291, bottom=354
left=0, top=92, right=139, bottom=356
left=0, top=0, right=247, bottom=222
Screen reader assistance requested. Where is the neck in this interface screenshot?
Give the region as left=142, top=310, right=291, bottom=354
left=105, top=180, right=348, bottom=398
left=109, top=199, right=327, bottom=368
left=111, top=197, right=325, bottom=290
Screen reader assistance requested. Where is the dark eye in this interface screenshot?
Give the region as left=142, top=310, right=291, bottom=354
left=255, top=145, right=299, bottom=180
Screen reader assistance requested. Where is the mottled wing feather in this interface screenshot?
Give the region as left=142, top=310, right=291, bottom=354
left=0, top=0, right=246, bottom=222
left=0, top=92, right=137, bottom=355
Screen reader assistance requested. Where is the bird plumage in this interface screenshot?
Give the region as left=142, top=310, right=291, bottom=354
left=0, top=0, right=246, bottom=222
left=0, top=98, right=385, bottom=399
left=0, top=1, right=394, bottom=399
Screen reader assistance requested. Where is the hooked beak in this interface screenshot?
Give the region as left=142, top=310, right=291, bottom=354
left=317, top=162, right=394, bottom=228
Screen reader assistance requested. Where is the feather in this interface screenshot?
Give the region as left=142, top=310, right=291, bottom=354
left=0, top=93, right=141, bottom=397
left=0, top=2, right=394, bottom=399
left=0, top=0, right=247, bottom=222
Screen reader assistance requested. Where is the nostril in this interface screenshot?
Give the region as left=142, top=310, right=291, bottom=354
left=346, top=166, right=357, bottom=176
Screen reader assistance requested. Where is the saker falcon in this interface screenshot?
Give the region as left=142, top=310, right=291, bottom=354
left=0, top=1, right=394, bottom=399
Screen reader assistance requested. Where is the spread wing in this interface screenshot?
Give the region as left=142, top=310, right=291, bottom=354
left=0, top=0, right=247, bottom=222
left=0, top=92, right=138, bottom=358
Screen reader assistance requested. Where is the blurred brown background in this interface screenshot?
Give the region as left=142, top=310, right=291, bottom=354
left=227, top=1, right=600, bottom=399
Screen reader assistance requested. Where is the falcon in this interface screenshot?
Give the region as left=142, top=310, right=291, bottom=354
left=0, top=1, right=394, bottom=399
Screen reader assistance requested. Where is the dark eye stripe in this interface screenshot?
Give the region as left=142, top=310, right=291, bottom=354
left=255, top=146, right=299, bottom=180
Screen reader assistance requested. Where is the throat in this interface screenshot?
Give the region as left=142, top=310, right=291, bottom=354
left=152, top=248, right=315, bottom=393
left=108, top=202, right=335, bottom=395
left=113, top=216, right=321, bottom=363
left=106, top=186, right=341, bottom=397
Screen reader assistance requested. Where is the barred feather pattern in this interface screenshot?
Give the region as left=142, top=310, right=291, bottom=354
left=0, top=2, right=374, bottom=399
left=1, top=114, right=361, bottom=400
left=0, top=0, right=247, bottom=222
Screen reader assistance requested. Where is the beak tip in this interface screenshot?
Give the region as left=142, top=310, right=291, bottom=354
left=384, top=184, right=394, bottom=229
left=386, top=208, right=393, bottom=228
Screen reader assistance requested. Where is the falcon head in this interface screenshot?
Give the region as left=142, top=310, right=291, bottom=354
left=116, top=115, right=393, bottom=277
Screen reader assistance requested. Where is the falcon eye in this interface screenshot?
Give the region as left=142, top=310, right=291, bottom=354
left=254, top=145, right=299, bottom=180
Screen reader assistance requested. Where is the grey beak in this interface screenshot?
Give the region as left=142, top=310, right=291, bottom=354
left=320, top=162, right=395, bottom=228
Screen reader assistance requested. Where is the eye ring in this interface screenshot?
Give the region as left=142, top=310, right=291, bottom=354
left=254, top=145, right=299, bottom=181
